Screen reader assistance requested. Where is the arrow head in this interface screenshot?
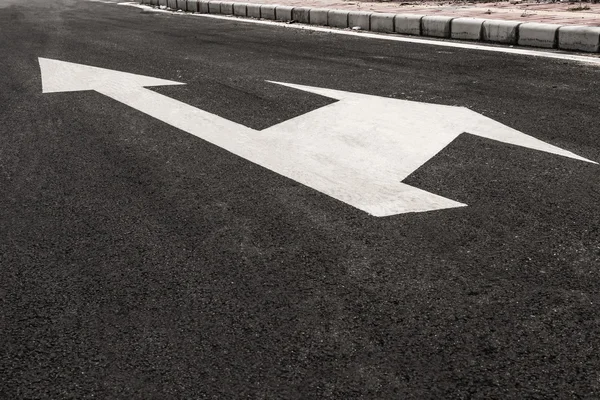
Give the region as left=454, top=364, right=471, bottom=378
left=39, top=58, right=184, bottom=93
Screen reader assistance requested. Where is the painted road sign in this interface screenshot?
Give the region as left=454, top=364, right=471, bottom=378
left=39, top=58, right=596, bottom=216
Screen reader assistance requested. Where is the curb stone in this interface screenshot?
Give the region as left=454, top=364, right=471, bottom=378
left=208, top=1, right=220, bottom=14
left=233, top=3, right=247, bottom=16
left=371, top=13, right=395, bottom=33
left=482, top=20, right=521, bottom=44
left=395, top=14, right=423, bottom=36
left=451, top=18, right=485, bottom=41
left=260, top=4, right=275, bottom=19
left=247, top=3, right=260, bottom=18
left=199, top=0, right=209, bottom=13
left=140, top=1, right=600, bottom=53
left=558, top=26, right=600, bottom=52
left=422, top=15, right=453, bottom=38
left=275, top=5, right=294, bottom=21
left=518, top=22, right=559, bottom=48
left=328, top=9, right=349, bottom=29
left=292, top=7, right=311, bottom=24
left=186, top=0, right=199, bottom=12
left=220, top=1, right=234, bottom=15
left=309, top=8, right=328, bottom=26
left=348, top=11, right=371, bottom=31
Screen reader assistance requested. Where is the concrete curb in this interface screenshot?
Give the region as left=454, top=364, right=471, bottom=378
left=482, top=20, right=521, bottom=45
left=518, top=22, right=559, bottom=49
left=422, top=16, right=453, bottom=39
left=139, top=0, right=600, bottom=53
left=275, top=5, right=293, bottom=22
left=348, top=11, right=371, bottom=31
left=558, top=26, right=600, bottom=52
left=292, top=7, right=310, bottom=24
left=309, top=8, right=328, bottom=26
left=451, top=18, right=485, bottom=41
left=328, top=9, right=348, bottom=29
left=246, top=3, right=260, bottom=18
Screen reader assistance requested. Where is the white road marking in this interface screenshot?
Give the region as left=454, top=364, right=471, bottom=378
left=38, top=58, right=596, bottom=216
left=116, top=2, right=600, bottom=66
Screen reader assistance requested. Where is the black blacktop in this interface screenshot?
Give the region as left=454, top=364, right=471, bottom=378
left=1, top=0, right=600, bottom=398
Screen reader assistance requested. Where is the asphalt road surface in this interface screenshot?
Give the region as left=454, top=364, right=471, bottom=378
left=2, top=0, right=600, bottom=398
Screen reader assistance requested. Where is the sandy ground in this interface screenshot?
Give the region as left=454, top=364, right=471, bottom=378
left=242, top=0, right=600, bottom=26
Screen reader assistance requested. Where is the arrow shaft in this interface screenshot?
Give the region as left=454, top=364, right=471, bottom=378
left=99, top=87, right=257, bottom=149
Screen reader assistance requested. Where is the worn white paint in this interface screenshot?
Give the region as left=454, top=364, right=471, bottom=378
left=39, top=58, right=596, bottom=216
left=115, top=2, right=600, bottom=66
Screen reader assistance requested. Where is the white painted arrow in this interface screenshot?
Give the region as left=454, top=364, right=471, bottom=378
left=39, top=58, right=595, bottom=217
